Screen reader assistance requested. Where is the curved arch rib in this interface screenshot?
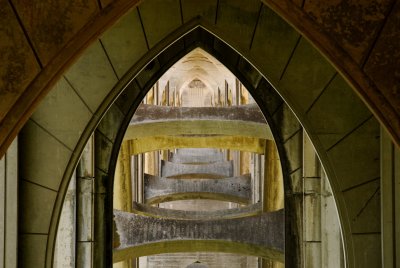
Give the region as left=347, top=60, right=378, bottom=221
left=113, top=210, right=284, bottom=263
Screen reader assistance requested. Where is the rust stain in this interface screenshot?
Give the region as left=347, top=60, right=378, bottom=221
left=11, top=0, right=99, bottom=65
left=304, top=0, right=393, bottom=63
left=365, top=1, right=400, bottom=115
left=100, top=0, right=114, bottom=8
left=0, top=0, right=40, bottom=121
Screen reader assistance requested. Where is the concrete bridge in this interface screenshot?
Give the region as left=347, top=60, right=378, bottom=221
left=161, top=160, right=233, bottom=178
left=144, top=174, right=252, bottom=205
left=131, top=202, right=262, bottom=220
left=113, top=209, right=284, bottom=263
left=170, top=149, right=225, bottom=164
left=130, top=104, right=267, bottom=124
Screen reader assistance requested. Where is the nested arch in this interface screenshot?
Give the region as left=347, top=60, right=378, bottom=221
left=17, top=3, right=380, bottom=268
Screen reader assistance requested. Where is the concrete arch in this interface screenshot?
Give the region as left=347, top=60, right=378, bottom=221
left=15, top=2, right=385, bottom=267
left=131, top=202, right=262, bottom=220
left=144, top=174, right=251, bottom=205
left=113, top=210, right=284, bottom=263
left=113, top=240, right=283, bottom=264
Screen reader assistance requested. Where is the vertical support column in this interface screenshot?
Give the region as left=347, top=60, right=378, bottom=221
left=262, top=140, right=284, bottom=212
left=262, top=140, right=284, bottom=268
left=320, top=170, right=343, bottom=268
left=225, top=80, right=229, bottom=106
left=155, top=81, right=159, bottom=105
left=0, top=138, right=17, bottom=267
left=54, top=172, right=76, bottom=268
left=235, top=78, right=240, bottom=106
left=76, top=136, right=94, bottom=268
left=303, top=133, right=321, bottom=267
left=381, top=127, right=400, bottom=268
left=137, top=154, right=144, bottom=203
left=114, top=141, right=133, bottom=212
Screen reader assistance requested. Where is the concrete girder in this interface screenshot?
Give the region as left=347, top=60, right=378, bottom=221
left=170, top=150, right=225, bottom=164
left=131, top=202, right=262, bottom=220
left=113, top=210, right=284, bottom=263
left=161, top=160, right=233, bottom=178
left=144, top=174, right=252, bottom=205
left=128, top=136, right=267, bottom=155
left=124, top=120, right=273, bottom=141
left=131, top=104, right=267, bottom=124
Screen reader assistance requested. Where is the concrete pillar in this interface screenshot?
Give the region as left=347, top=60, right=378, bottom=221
left=76, top=136, right=94, bottom=268
left=381, top=128, right=400, bottom=268
left=240, top=151, right=250, bottom=176
left=320, top=170, right=344, bottom=268
left=262, top=140, right=284, bottom=268
left=0, top=138, right=17, bottom=267
left=114, top=141, right=133, bottom=212
left=303, top=133, right=321, bottom=268
left=235, top=78, right=240, bottom=106
left=262, top=140, right=284, bottom=212
left=137, top=154, right=144, bottom=203
left=54, top=173, right=76, bottom=268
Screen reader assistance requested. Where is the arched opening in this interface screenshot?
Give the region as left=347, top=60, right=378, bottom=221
left=13, top=1, right=387, bottom=268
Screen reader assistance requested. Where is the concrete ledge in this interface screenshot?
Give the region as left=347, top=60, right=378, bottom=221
left=131, top=202, right=262, bottom=220
left=131, top=104, right=267, bottom=124
left=170, top=149, right=225, bottom=164
left=129, top=136, right=267, bottom=155
left=113, top=209, right=284, bottom=262
left=144, top=174, right=251, bottom=205
left=161, top=160, right=233, bottom=178
left=124, top=120, right=273, bottom=140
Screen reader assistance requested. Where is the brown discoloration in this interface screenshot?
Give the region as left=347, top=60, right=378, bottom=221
left=0, top=0, right=141, bottom=158
left=291, top=0, right=304, bottom=8
left=100, top=0, right=114, bottom=8
left=11, top=0, right=99, bottom=65
left=364, top=1, right=400, bottom=117
left=0, top=0, right=40, bottom=121
left=304, top=0, right=393, bottom=63
left=262, top=0, right=400, bottom=147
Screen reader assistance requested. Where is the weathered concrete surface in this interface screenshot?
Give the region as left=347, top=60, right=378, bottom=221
left=170, top=150, right=225, bottom=164
left=129, top=136, right=267, bottom=155
left=131, top=104, right=267, bottom=124
left=132, top=202, right=262, bottom=220
left=113, top=210, right=284, bottom=262
left=161, top=160, right=233, bottom=178
left=124, top=120, right=273, bottom=140
left=144, top=174, right=252, bottom=205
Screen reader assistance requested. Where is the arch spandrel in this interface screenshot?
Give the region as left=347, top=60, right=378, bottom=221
left=14, top=1, right=385, bottom=267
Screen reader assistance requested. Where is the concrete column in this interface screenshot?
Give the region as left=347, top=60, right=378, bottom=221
left=137, top=154, right=144, bottom=203
left=320, top=170, right=344, bottom=268
left=225, top=80, right=229, bottom=106
left=240, top=151, right=250, bottom=176
left=76, top=136, right=94, bottom=268
left=262, top=140, right=284, bottom=212
left=235, top=78, right=240, bottom=106
left=381, top=128, right=400, bottom=268
left=303, top=133, right=321, bottom=268
left=114, top=141, right=133, bottom=212
left=54, top=173, right=76, bottom=268
left=0, top=138, right=17, bottom=267
left=233, top=151, right=240, bottom=177
left=262, top=140, right=284, bottom=268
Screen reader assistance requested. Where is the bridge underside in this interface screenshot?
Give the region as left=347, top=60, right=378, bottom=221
left=113, top=210, right=285, bottom=263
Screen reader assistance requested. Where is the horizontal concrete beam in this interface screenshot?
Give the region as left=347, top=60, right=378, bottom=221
left=161, top=160, right=233, bottom=178
left=113, top=209, right=284, bottom=263
left=131, top=202, right=262, bottom=220
left=131, top=104, right=267, bottom=124
left=170, top=149, right=225, bottom=164
left=124, top=120, right=273, bottom=140
left=144, top=174, right=252, bottom=205
left=129, top=136, right=267, bottom=154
